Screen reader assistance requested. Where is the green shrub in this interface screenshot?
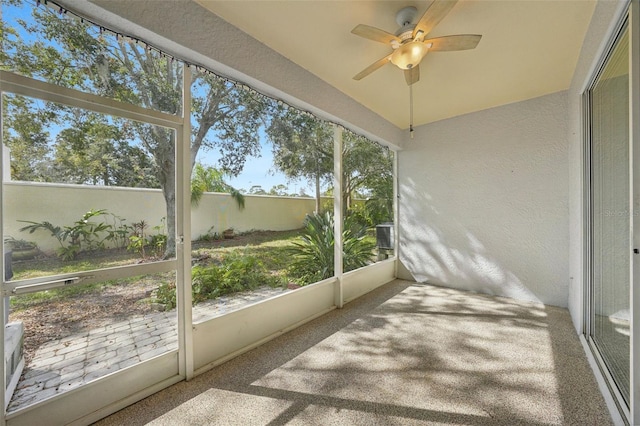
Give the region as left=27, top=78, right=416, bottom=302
left=149, top=233, right=167, bottom=258
left=4, top=236, right=37, bottom=251
left=19, top=209, right=115, bottom=260
left=154, top=251, right=279, bottom=308
left=196, top=226, right=221, bottom=242
left=191, top=263, right=225, bottom=303
left=127, top=219, right=167, bottom=259
left=155, top=281, right=177, bottom=310
left=288, top=211, right=375, bottom=285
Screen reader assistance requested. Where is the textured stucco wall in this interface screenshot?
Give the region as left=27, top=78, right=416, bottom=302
left=398, top=91, right=569, bottom=306
left=4, top=182, right=314, bottom=253
left=567, top=1, right=628, bottom=331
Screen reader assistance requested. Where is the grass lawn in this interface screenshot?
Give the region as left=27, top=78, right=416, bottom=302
left=9, top=229, right=304, bottom=311
left=11, top=229, right=303, bottom=281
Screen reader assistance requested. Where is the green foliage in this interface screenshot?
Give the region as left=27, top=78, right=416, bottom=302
left=127, top=220, right=148, bottom=258
left=266, top=107, right=394, bottom=219
left=268, top=184, right=289, bottom=196
left=53, top=116, right=160, bottom=187
left=2, top=2, right=267, bottom=260
left=196, top=226, right=222, bottom=242
left=155, top=281, right=177, bottom=311
left=103, top=213, right=132, bottom=249
left=149, top=233, right=168, bottom=258
left=288, top=212, right=375, bottom=285
left=289, top=212, right=334, bottom=283
left=127, top=218, right=167, bottom=259
left=248, top=185, right=267, bottom=195
left=154, top=250, right=278, bottom=309
left=266, top=104, right=334, bottom=212
left=193, top=251, right=278, bottom=302
left=1, top=94, right=55, bottom=181
left=3, top=236, right=37, bottom=251
left=342, top=217, right=376, bottom=272
left=345, top=201, right=371, bottom=228
left=18, top=209, right=119, bottom=260
left=190, top=163, right=245, bottom=209
left=342, top=131, right=394, bottom=218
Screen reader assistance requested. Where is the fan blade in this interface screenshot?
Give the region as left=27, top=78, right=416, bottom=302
left=351, top=24, right=400, bottom=45
left=413, top=0, right=459, bottom=39
left=424, top=35, right=482, bottom=51
left=353, top=54, right=393, bottom=80
left=404, top=66, right=420, bottom=86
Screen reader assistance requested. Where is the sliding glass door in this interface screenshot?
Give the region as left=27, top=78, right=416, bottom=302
left=586, top=19, right=630, bottom=411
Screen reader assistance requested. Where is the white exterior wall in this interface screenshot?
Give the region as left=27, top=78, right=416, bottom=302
left=191, top=193, right=324, bottom=238
left=4, top=182, right=315, bottom=253
left=398, top=91, right=569, bottom=307
left=567, top=1, right=628, bottom=332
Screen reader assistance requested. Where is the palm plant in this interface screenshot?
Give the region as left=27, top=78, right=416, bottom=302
left=190, top=163, right=245, bottom=209
left=288, top=211, right=375, bottom=284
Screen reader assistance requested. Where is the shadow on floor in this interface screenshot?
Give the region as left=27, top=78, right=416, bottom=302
left=94, top=280, right=613, bottom=426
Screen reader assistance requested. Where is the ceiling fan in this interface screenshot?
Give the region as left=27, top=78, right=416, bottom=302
left=351, top=1, right=482, bottom=85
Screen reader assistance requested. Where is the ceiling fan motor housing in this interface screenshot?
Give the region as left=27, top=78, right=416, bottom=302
left=395, top=6, right=418, bottom=28
left=395, top=6, right=418, bottom=40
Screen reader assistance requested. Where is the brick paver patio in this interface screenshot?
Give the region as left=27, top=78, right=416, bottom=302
left=8, top=286, right=288, bottom=412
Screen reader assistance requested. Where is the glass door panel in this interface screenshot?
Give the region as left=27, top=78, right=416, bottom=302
left=589, top=24, right=630, bottom=406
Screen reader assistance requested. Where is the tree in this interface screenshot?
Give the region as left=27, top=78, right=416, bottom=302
left=268, top=184, right=288, bottom=196
left=266, top=104, right=392, bottom=221
left=2, top=95, right=55, bottom=181
left=190, top=162, right=244, bottom=209
left=1, top=2, right=266, bottom=257
left=266, top=104, right=333, bottom=213
left=52, top=110, right=159, bottom=187
left=342, top=131, right=393, bottom=216
left=248, top=185, right=266, bottom=195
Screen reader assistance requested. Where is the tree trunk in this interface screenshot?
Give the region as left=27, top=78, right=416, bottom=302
left=154, top=131, right=177, bottom=259
left=161, top=169, right=177, bottom=259
left=315, top=172, right=321, bottom=214
left=343, top=175, right=351, bottom=216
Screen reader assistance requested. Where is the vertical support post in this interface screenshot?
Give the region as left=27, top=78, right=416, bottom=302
left=630, top=1, right=640, bottom=423
left=582, top=88, right=592, bottom=337
left=393, top=149, right=399, bottom=277
left=177, top=65, right=194, bottom=381
left=0, top=71, right=7, bottom=426
left=333, top=125, right=343, bottom=308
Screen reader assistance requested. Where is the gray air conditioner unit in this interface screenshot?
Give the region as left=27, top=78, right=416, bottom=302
left=375, top=223, right=394, bottom=250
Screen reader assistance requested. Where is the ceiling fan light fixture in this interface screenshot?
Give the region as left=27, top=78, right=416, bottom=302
left=390, top=41, right=428, bottom=70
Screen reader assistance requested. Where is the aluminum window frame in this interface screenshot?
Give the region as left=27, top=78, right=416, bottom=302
left=0, top=67, right=192, bottom=417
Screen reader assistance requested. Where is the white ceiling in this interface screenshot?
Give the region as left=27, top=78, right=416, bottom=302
left=196, top=0, right=596, bottom=129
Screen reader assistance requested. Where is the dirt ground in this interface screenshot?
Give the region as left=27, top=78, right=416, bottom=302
left=8, top=230, right=296, bottom=365
left=9, top=279, right=157, bottom=366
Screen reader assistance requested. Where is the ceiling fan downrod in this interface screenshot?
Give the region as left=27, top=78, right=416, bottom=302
left=410, top=83, right=414, bottom=139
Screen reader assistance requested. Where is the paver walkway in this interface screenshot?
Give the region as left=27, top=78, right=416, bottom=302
left=8, top=286, right=288, bottom=412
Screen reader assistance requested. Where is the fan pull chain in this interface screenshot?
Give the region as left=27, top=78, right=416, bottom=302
left=409, top=83, right=414, bottom=139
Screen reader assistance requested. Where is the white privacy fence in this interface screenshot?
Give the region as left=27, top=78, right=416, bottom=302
left=3, top=182, right=317, bottom=253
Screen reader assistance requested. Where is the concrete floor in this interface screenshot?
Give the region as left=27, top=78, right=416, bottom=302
left=94, top=280, right=614, bottom=425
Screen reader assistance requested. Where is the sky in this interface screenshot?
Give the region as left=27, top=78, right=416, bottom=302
left=3, top=0, right=314, bottom=195
left=200, top=139, right=309, bottom=195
